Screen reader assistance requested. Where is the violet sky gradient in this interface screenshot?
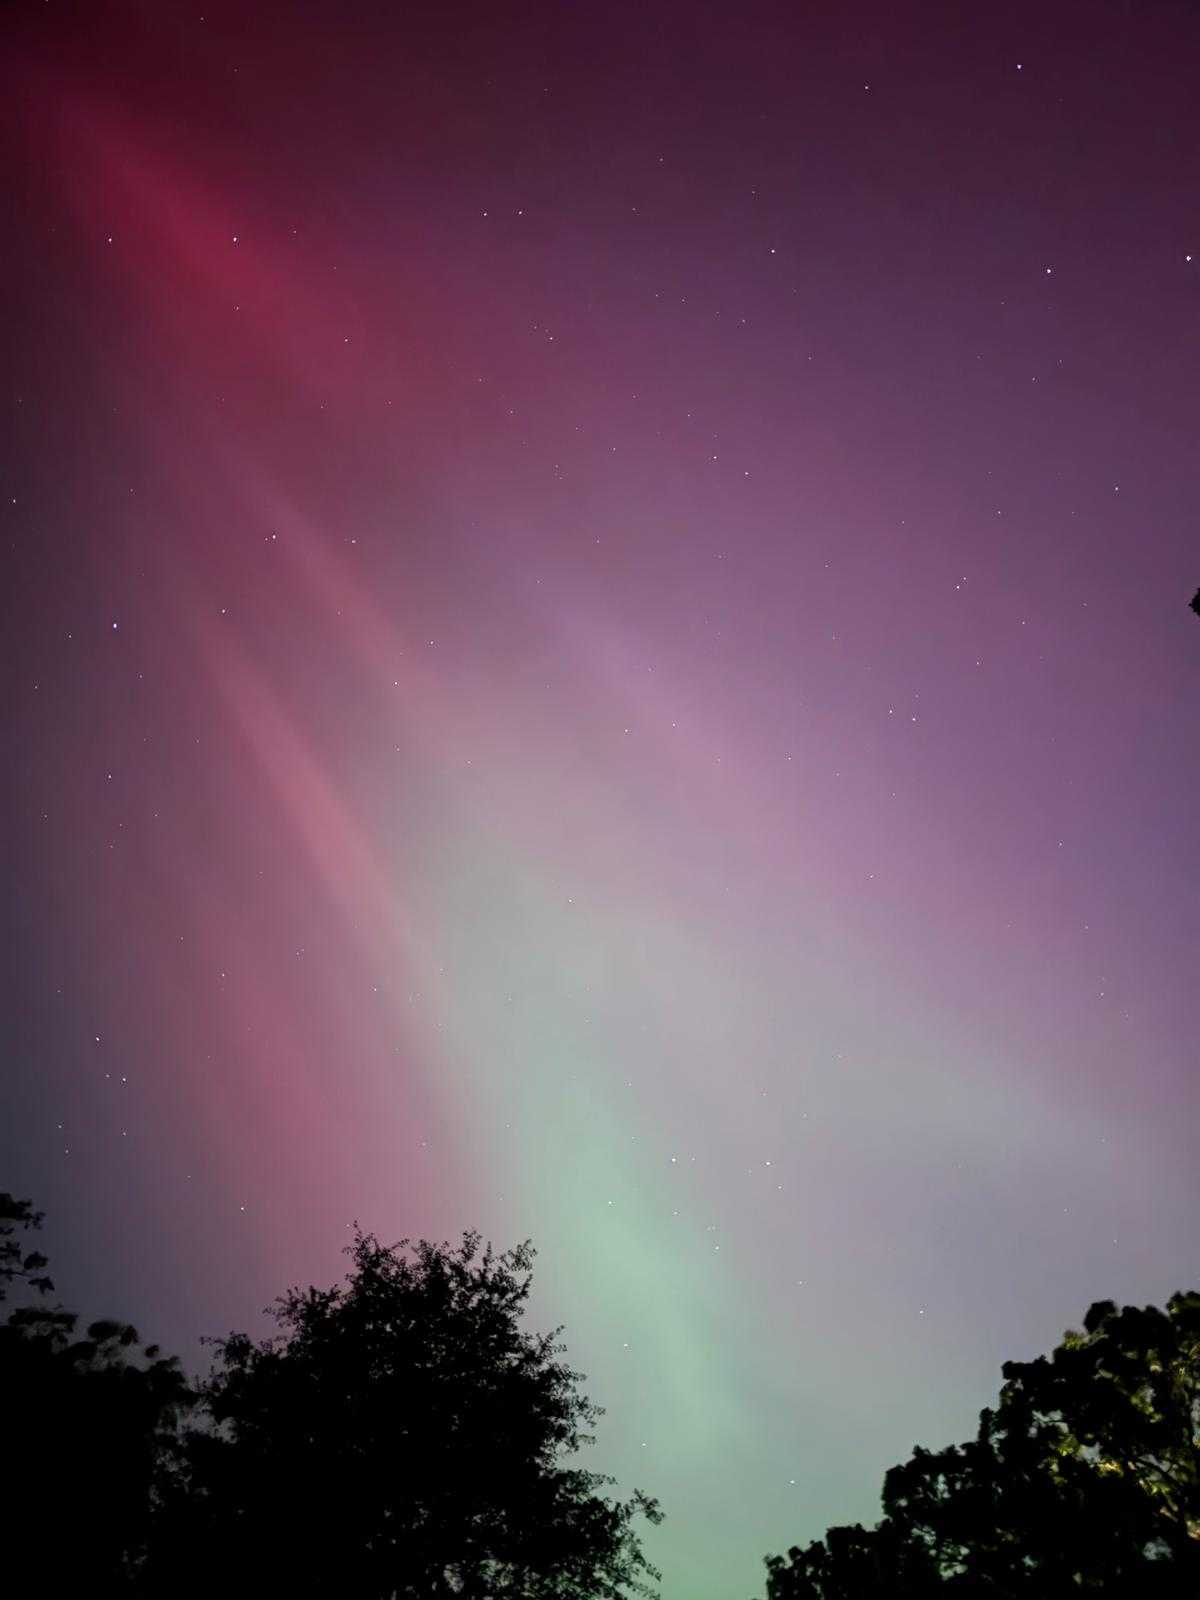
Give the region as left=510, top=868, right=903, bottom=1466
left=2, top=3, right=1198, bottom=1594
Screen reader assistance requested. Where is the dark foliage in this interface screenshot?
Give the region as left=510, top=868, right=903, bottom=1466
left=0, top=1190, right=54, bottom=1298
left=762, top=1292, right=1200, bottom=1598
left=142, top=1228, right=661, bottom=1598
left=0, top=1194, right=193, bottom=1585
left=4, top=1200, right=659, bottom=1596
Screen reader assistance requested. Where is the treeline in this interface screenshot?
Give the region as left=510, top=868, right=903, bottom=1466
left=1, top=1193, right=659, bottom=1596
left=765, top=1290, right=1200, bottom=1597
left=3, top=1192, right=1198, bottom=1596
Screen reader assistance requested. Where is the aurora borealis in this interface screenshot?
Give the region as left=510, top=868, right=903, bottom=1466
left=2, top=2, right=1198, bottom=1594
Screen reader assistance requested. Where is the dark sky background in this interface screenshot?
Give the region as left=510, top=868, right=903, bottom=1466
left=2, top=3, right=1198, bottom=1594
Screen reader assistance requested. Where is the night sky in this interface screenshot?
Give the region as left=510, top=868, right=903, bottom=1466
left=2, top=2, right=1198, bottom=1594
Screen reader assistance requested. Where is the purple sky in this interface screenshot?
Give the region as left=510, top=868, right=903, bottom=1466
left=2, top=3, right=1198, bottom=1593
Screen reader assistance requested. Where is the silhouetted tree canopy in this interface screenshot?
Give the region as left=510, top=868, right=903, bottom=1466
left=762, top=1292, right=1200, bottom=1598
left=0, top=1190, right=53, bottom=1297
left=4, top=1198, right=659, bottom=1595
left=0, top=1193, right=193, bottom=1585
left=143, top=1228, right=662, bottom=1598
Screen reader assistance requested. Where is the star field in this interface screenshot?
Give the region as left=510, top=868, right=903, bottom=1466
left=1, top=4, right=1198, bottom=1596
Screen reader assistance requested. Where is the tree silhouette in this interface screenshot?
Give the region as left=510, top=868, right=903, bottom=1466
left=0, top=1194, right=193, bottom=1586
left=144, top=1228, right=662, bottom=1599
left=0, top=1190, right=53, bottom=1298
left=762, top=1292, right=1200, bottom=1598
